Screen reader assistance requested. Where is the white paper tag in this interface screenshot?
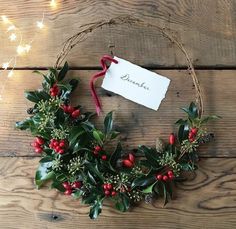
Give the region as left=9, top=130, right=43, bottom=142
left=101, top=56, right=170, bottom=110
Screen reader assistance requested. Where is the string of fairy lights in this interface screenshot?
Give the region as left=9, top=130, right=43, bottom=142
left=0, top=0, right=57, bottom=101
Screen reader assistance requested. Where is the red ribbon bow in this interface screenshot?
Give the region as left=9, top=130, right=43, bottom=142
left=90, top=55, right=118, bottom=115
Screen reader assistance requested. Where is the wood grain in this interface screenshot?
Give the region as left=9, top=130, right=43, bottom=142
left=0, top=0, right=236, bottom=67
left=0, top=157, right=235, bottom=229
left=0, top=70, right=234, bottom=157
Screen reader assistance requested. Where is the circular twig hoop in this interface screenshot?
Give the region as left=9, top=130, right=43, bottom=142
left=55, top=15, right=204, bottom=117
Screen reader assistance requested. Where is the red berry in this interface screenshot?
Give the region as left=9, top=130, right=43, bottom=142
left=168, top=174, right=174, bottom=180
left=61, top=105, right=69, bottom=113
left=104, top=190, right=110, bottom=196
left=163, top=175, right=169, bottom=181
left=35, top=137, right=44, bottom=145
left=67, top=105, right=75, bottom=113
left=71, top=109, right=80, bottom=118
left=167, top=170, right=173, bottom=177
left=156, top=174, right=163, bottom=180
left=188, top=132, right=195, bottom=139
left=59, top=140, right=66, bottom=148
left=169, top=133, right=175, bottom=145
left=64, top=189, right=72, bottom=196
left=55, top=146, right=61, bottom=152
left=71, top=181, right=82, bottom=189
left=49, top=143, right=54, bottom=148
left=50, top=139, right=56, bottom=144
left=62, top=182, right=71, bottom=190
left=122, top=159, right=133, bottom=168
left=191, top=128, right=198, bottom=135
left=50, top=91, right=57, bottom=97
left=189, top=138, right=195, bottom=142
left=107, top=184, right=112, bottom=190
left=93, top=150, right=99, bottom=155
left=128, top=153, right=135, bottom=163
left=111, top=191, right=116, bottom=196
left=31, top=141, right=40, bottom=148
left=35, top=147, right=43, bottom=154
left=58, top=149, right=64, bottom=154
left=94, top=145, right=102, bottom=152
left=101, top=155, right=107, bottom=160
left=53, top=141, right=59, bottom=147
left=103, top=184, right=108, bottom=190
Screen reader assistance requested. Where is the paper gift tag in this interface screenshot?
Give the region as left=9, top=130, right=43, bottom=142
left=101, top=56, right=170, bottom=110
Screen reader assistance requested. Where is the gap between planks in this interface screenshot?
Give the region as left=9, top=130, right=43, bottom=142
left=3, top=66, right=236, bottom=71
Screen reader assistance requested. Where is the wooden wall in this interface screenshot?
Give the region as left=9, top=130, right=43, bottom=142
left=0, top=1, right=235, bottom=228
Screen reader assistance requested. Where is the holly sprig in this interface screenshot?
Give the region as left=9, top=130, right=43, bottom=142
left=16, top=63, right=220, bottom=219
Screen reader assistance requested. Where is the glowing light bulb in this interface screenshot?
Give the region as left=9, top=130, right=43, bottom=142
left=8, top=70, right=14, bottom=78
left=25, top=44, right=31, bottom=52
left=9, top=33, right=17, bottom=41
left=7, top=25, right=16, bottom=31
left=2, top=62, right=9, bottom=70
left=36, top=21, right=44, bottom=29
left=50, top=0, right=57, bottom=8
left=17, top=45, right=24, bottom=55
left=1, top=15, right=10, bottom=24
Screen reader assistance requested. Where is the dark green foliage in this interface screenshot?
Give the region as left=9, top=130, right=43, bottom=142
left=16, top=64, right=218, bottom=219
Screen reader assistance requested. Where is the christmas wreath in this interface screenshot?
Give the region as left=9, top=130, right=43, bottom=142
left=16, top=16, right=220, bottom=219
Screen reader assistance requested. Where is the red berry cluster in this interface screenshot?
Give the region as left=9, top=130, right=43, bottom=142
left=62, top=181, right=82, bottom=195
left=93, top=145, right=107, bottom=160
left=49, top=139, right=67, bottom=154
left=61, top=104, right=81, bottom=119
left=31, top=137, right=44, bottom=154
left=169, top=133, right=175, bottom=145
left=122, top=153, right=135, bottom=168
left=156, top=170, right=174, bottom=182
left=103, top=183, right=116, bottom=197
left=188, top=127, right=198, bottom=142
left=50, top=84, right=60, bottom=97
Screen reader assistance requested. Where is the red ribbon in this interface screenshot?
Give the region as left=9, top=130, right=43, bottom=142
left=90, top=55, right=118, bottom=115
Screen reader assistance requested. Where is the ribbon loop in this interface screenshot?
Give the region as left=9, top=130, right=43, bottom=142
left=89, top=55, right=118, bottom=115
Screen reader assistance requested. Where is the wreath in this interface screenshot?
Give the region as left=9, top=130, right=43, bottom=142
left=16, top=16, right=220, bottom=219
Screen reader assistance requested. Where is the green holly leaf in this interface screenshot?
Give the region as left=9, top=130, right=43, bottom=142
left=132, top=174, right=156, bottom=188
left=25, top=90, right=50, bottom=103
left=39, top=156, right=54, bottom=163
left=104, top=111, right=113, bottom=135
left=35, top=162, right=54, bottom=189
left=69, top=127, right=85, bottom=148
left=69, top=79, right=79, bottom=92
left=85, top=163, right=104, bottom=181
left=109, top=142, right=122, bottom=171
left=15, top=118, right=34, bottom=130
left=110, top=131, right=120, bottom=140
left=72, top=190, right=83, bottom=199
left=178, top=122, right=189, bottom=143
left=50, top=180, right=65, bottom=192
left=115, top=193, right=130, bottom=212
left=200, top=115, right=222, bottom=125
left=142, top=181, right=158, bottom=194
left=89, top=199, right=103, bottom=219
left=139, top=146, right=160, bottom=169
left=58, top=61, right=69, bottom=81
left=33, top=70, right=53, bottom=87
left=175, top=118, right=187, bottom=126
left=154, top=182, right=171, bottom=206
left=181, top=102, right=198, bottom=119
left=92, top=130, right=104, bottom=145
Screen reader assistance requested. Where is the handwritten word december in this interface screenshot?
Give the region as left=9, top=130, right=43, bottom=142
left=120, top=74, right=149, bottom=90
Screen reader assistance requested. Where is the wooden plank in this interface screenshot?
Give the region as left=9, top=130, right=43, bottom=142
left=0, top=0, right=236, bottom=67
left=0, top=70, right=234, bottom=157
left=0, top=157, right=235, bottom=228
